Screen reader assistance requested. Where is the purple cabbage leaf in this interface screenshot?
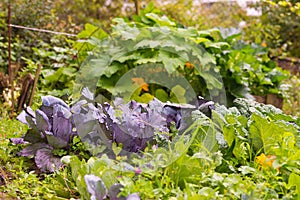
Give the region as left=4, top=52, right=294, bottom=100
left=73, top=88, right=215, bottom=157
left=13, top=96, right=77, bottom=172
left=84, top=174, right=108, bottom=200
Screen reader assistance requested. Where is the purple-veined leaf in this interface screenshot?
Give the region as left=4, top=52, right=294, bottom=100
left=10, top=138, right=26, bottom=144
left=45, top=131, right=69, bottom=149
left=17, top=110, right=29, bottom=125
left=25, top=114, right=37, bottom=130
left=24, top=129, right=45, bottom=143
left=112, top=123, right=143, bottom=152
left=16, top=107, right=35, bottom=125
left=84, top=174, right=108, bottom=200
left=104, top=103, right=119, bottom=124
left=36, top=109, right=51, bottom=132
left=163, top=106, right=182, bottom=129
left=35, top=147, right=63, bottom=172
left=109, top=99, right=169, bottom=153
left=126, top=193, right=140, bottom=200
left=73, top=102, right=106, bottom=124
left=40, top=95, right=70, bottom=121
left=41, top=95, right=69, bottom=109
left=73, top=99, right=111, bottom=153
left=19, top=143, right=51, bottom=157
left=108, top=183, right=125, bottom=200
left=52, top=104, right=72, bottom=143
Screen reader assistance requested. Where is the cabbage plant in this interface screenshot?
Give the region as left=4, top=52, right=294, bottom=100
left=12, top=96, right=77, bottom=172
left=72, top=88, right=214, bottom=157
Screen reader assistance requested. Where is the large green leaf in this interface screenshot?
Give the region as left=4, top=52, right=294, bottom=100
left=249, top=114, right=284, bottom=154
left=145, top=13, right=176, bottom=27
left=288, top=173, right=300, bottom=196
left=77, top=23, right=108, bottom=39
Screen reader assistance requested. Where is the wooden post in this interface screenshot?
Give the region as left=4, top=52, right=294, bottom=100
left=8, top=1, right=15, bottom=114
left=28, top=63, right=42, bottom=106
left=134, top=0, right=140, bottom=16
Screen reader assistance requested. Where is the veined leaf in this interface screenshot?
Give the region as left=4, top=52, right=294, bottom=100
left=134, top=39, right=161, bottom=49
left=288, top=173, right=300, bottom=195
left=89, top=55, right=113, bottom=77
left=77, top=23, right=108, bottom=39
left=84, top=174, right=108, bottom=200
left=158, top=50, right=185, bottom=73
left=145, top=13, right=176, bottom=27
left=35, top=147, right=63, bottom=172
left=205, top=41, right=230, bottom=49
left=249, top=114, right=285, bottom=154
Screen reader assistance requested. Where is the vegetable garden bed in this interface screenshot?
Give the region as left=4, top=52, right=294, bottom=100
left=0, top=5, right=299, bottom=200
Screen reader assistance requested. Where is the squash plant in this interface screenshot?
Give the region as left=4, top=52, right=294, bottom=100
left=74, top=9, right=288, bottom=106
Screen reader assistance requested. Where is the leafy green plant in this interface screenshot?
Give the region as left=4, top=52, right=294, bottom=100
left=217, top=29, right=289, bottom=98
left=74, top=11, right=288, bottom=106
left=32, top=40, right=79, bottom=98
left=74, top=20, right=219, bottom=102
left=63, top=95, right=300, bottom=199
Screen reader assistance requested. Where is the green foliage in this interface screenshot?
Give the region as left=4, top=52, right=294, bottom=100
left=1, top=96, right=299, bottom=199
left=282, top=76, right=300, bottom=117
left=0, top=117, right=78, bottom=199
left=64, top=98, right=300, bottom=199
left=218, top=32, right=289, bottom=98
left=0, top=2, right=299, bottom=198
left=75, top=12, right=288, bottom=105
left=0, top=116, right=88, bottom=199
left=244, top=0, right=300, bottom=57
left=35, top=41, right=78, bottom=98
left=0, top=1, right=79, bottom=102
left=52, top=0, right=130, bottom=31
left=153, top=0, right=249, bottom=29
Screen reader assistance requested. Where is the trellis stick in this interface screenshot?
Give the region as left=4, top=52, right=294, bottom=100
left=134, top=0, right=140, bottom=15
left=28, top=63, right=42, bottom=107
left=7, top=1, right=15, bottom=114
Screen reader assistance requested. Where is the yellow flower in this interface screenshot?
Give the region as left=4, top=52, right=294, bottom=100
left=185, top=62, right=194, bottom=69
left=132, top=77, right=149, bottom=92
left=261, top=42, right=267, bottom=48
left=256, top=153, right=277, bottom=169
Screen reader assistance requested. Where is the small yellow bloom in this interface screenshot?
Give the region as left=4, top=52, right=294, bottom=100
left=132, top=77, right=149, bottom=92
left=256, top=153, right=276, bottom=169
left=261, top=42, right=267, bottom=48
left=185, top=62, right=194, bottom=69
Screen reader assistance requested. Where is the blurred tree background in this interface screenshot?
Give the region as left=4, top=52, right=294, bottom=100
left=1, top=0, right=299, bottom=59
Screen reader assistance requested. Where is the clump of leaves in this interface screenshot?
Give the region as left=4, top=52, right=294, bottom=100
left=11, top=96, right=77, bottom=172
left=65, top=95, right=300, bottom=199
left=72, top=88, right=214, bottom=157
left=74, top=9, right=289, bottom=106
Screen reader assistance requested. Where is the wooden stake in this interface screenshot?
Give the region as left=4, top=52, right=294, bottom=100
left=8, top=1, right=15, bottom=114
left=134, top=0, right=140, bottom=16
left=28, top=63, right=42, bottom=106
